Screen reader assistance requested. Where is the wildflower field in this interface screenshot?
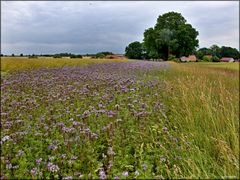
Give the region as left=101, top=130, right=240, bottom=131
left=1, top=58, right=239, bottom=179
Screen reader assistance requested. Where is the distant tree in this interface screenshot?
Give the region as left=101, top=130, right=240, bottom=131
left=70, top=54, right=82, bottom=58
left=125, top=41, right=143, bottom=59
left=96, top=52, right=113, bottom=58
left=96, top=53, right=105, bottom=59
left=210, top=44, right=221, bottom=57
left=143, top=12, right=199, bottom=60
left=53, top=54, right=62, bottom=58
left=168, top=54, right=177, bottom=61
left=196, top=47, right=212, bottom=59
left=0, top=54, right=3, bottom=57
left=28, top=54, right=38, bottom=59
left=212, top=55, right=220, bottom=62
left=20, top=53, right=23, bottom=57
left=220, top=46, right=240, bottom=59
left=11, top=54, right=15, bottom=57
left=202, top=55, right=211, bottom=62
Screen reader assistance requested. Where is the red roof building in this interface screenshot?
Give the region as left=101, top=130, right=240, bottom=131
left=220, top=57, right=234, bottom=62
left=180, top=55, right=197, bottom=62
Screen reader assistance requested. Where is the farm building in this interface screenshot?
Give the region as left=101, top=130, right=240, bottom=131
left=220, top=57, right=234, bottom=62
left=106, top=54, right=126, bottom=59
left=180, top=55, right=197, bottom=62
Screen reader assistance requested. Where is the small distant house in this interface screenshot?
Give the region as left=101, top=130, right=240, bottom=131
left=106, top=54, right=126, bottom=59
left=220, top=57, right=234, bottom=62
left=180, top=55, right=197, bottom=62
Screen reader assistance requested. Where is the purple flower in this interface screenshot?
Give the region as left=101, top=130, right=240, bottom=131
left=48, top=145, right=58, bottom=150
left=47, top=162, right=59, bottom=172
left=162, top=127, right=168, bottom=132
left=12, top=165, right=19, bottom=169
left=107, top=147, right=115, bottom=156
left=1, top=135, right=10, bottom=142
left=107, top=110, right=116, bottom=118
left=36, top=158, right=42, bottom=165
left=16, top=150, right=25, bottom=157
left=99, top=168, right=106, bottom=180
left=73, top=121, right=80, bottom=126
left=57, top=122, right=64, bottom=126
left=6, top=164, right=12, bottom=169
left=122, top=171, right=128, bottom=177
left=142, top=163, right=148, bottom=171
left=135, top=170, right=140, bottom=176
left=133, top=99, right=138, bottom=103
left=62, top=176, right=73, bottom=180
left=30, top=167, right=38, bottom=175
left=71, top=156, right=77, bottom=160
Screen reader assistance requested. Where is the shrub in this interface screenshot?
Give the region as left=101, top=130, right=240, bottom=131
left=212, top=56, right=220, bottom=62
left=168, top=55, right=177, bottom=61
left=202, top=55, right=211, bottom=62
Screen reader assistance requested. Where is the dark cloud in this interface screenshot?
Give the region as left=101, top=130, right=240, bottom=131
left=1, top=1, right=239, bottom=54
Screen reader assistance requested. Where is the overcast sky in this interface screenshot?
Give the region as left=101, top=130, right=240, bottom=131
left=1, top=1, right=239, bottom=55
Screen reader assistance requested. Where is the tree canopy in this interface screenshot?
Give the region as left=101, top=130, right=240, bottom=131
left=96, top=52, right=113, bottom=58
left=125, top=41, right=143, bottom=59
left=143, top=12, right=199, bottom=60
left=196, top=45, right=240, bottom=60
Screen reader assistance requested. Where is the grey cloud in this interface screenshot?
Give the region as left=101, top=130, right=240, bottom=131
left=1, top=1, right=239, bottom=54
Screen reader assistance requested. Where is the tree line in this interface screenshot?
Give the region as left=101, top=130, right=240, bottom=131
left=196, top=45, right=239, bottom=61
left=125, top=12, right=239, bottom=61
left=1, top=52, right=115, bottom=59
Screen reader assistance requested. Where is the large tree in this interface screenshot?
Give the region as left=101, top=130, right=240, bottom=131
left=143, top=12, right=199, bottom=60
left=125, top=41, right=143, bottom=59
left=196, top=47, right=212, bottom=59
left=220, top=46, right=239, bottom=59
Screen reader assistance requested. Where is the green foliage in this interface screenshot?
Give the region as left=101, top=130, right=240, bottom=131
left=28, top=54, right=38, bottom=59
left=125, top=41, right=143, bottom=59
left=220, top=46, right=240, bottom=59
left=53, top=54, right=62, bottom=58
left=143, top=11, right=199, bottom=60
left=70, top=54, right=83, bottom=58
left=196, top=45, right=240, bottom=60
left=159, top=62, right=239, bottom=178
left=1, top=61, right=239, bottom=178
left=96, top=52, right=113, bottom=58
left=96, top=53, right=105, bottom=59
left=196, top=48, right=212, bottom=59
left=202, top=55, right=211, bottom=62
left=210, top=45, right=221, bottom=57
left=212, top=55, right=220, bottom=62
left=168, top=55, right=176, bottom=61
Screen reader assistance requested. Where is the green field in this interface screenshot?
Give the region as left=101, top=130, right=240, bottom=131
left=158, top=62, right=239, bottom=178
left=192, top=62, right=239, bottom=71
left=0, top=57, right=132, bottom=73
left=1, top=59, right=239, bottom=179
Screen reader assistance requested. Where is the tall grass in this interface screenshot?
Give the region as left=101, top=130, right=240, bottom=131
left=0, top=57, right=132, bottom=73
left=191, top=62, right=239, bottom=71
left=158, top=62, right=239, bottom=178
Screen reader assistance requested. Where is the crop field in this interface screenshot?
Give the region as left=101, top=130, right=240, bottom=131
left=1, top=59, right=239, bottom=179
left=193, top=62, right=239, bottom=71
left=0, top=57, right=132, bottom=74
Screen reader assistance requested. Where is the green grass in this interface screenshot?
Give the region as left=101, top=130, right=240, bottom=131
left=1, top=59, right=239, bottom=178
left=156, top=62, right=239, bottom=178
left=0, top=57, right=132, bottom=73
left=193, top=62, right=239, bottom=71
